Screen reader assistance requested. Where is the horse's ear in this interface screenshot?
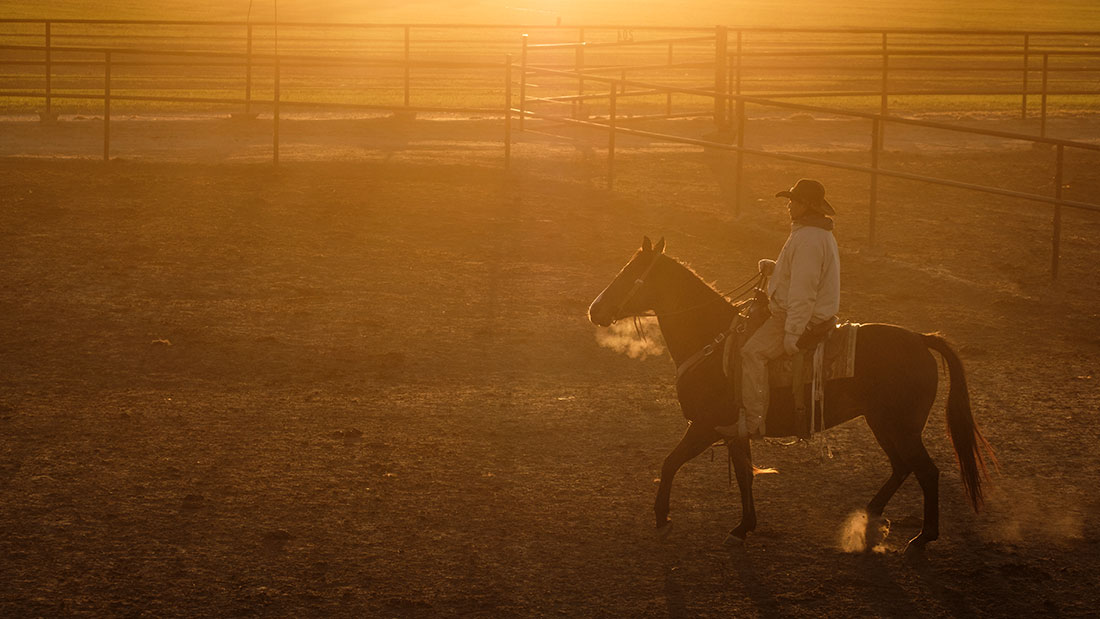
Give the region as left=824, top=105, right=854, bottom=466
left=642, top=236, right=653, bottom=252
left=654, top=237, right=666, bottom=254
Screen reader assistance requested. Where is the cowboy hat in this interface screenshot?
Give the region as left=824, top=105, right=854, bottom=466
left=775, top=179, right=835, bottom=215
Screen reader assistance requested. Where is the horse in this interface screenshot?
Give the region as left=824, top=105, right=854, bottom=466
left=587, top=237, right=994, bottom=550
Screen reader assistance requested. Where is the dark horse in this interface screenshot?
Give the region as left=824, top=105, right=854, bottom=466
left=588, top=237, right=993, bottom=549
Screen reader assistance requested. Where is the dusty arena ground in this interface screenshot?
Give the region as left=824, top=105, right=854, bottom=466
left=1, top=116, right=1100, bottom=617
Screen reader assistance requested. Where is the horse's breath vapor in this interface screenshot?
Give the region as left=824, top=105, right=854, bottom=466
left=595, top=319, right=666, bottom=360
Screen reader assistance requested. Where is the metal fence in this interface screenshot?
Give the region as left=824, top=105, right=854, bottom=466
left=0, top=42, right=515, bottom=166
left=2, top=20, right=1100, bottom=276
left=517, top=63, right=1100, bottom=278
left=4, top=20, right=1100, bottom=121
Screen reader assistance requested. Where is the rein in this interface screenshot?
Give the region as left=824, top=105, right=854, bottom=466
left=671, top=272, right=766, bottom=382
left=674, top=304, right=748, bottom=382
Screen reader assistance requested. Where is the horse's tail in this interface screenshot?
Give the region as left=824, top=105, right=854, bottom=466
left=922, top=333, right=996, bottom=512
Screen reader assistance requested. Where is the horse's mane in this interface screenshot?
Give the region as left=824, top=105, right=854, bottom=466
left=663, top=255, right=740, bottom=310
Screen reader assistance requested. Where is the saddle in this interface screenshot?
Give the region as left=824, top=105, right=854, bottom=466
left=718, top=291, right=859, bottom=438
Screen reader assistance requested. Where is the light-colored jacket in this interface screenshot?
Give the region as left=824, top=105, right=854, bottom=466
left=767, top=223, right=840, bottom=336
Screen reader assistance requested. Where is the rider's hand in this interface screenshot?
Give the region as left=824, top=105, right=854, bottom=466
left=783, top=332, right=801, bottom=355
left=758, top=259, right=776, bottom=277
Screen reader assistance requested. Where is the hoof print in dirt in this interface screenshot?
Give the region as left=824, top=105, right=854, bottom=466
left=331, top=428, right=363, bottom=442
left=367, top=351, right=406, bottom=378
left=262, top=529, right=293, bottom=550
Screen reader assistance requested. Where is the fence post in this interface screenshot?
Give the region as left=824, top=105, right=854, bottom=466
left=734, top=99, right=745, bottom=217
left=1040, top=53, right=1049, bottom=138
left=714, top=25, right=728, bottom=128
left=870, top=118, right=881, bottom=246
left=726, top=53, right=733, bottom=125
left=505, top=54, right=512, bottom=170
left=273, top=56, right=280, bottom=165
left=667, top=42, right=674, bottom=118
left=519, top=34, right=528, bottom=130
left=404, top=26, right=411, bottom=107
left=575, top=28, right=584, bottom=119
left=608, top=82, right=617, bottom=191
left=1052, top=144, right=1063, bottom=278
left=1021, top=33, right=1029, bottom=120
left=732, top=31, right=743, bottom=130
left=245, top=24, right=253, bottom=116
left=103, top=51, right=111, bottom=161
left=45, top=21, right=52, bottom=118
left=879, top=32, right=888, bottom=150
left=735, top=30, right=742, bottom=97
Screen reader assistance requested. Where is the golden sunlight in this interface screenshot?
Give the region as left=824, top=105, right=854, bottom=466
left=1, top=0, right=1098, bottom=616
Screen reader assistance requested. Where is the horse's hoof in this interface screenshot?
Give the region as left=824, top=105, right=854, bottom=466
left=906, top=529, right=937, bottom=550
left=723, top=528, right=748, bottom=547
left=656, top=521, right=673, bottom=540
left=722, top=534, right=745, bottom=547
left=904, top=536, right=930, bottom=557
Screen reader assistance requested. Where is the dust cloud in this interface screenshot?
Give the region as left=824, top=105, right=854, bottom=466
left=983, top=478, right=1085, bottom=546
left=594, top=319, right=666, bottom=360
left=838, top=510, right=889, bottom=553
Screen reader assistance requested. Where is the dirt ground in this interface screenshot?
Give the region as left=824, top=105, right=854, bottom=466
left=1, top=116, right=1099, bottom=617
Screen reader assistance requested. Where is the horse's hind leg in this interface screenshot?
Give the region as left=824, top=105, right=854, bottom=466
left=867, top=456, right=911, bottom=519
left=871, top=421, right=939, bottom=549
left=864, top=417, right=912, bottom=519
left=654, top=422, right=718, bottom=534
left=903, top=442, right=940, bottom=548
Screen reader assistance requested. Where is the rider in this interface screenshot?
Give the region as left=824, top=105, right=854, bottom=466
left=717, top=179, right=841, bottom=439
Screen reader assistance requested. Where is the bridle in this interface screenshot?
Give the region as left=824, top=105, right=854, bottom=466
left=609, top=251, right=663, bottom=323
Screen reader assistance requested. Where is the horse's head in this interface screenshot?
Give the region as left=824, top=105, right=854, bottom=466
left=588, top=236, right=666, bottom=327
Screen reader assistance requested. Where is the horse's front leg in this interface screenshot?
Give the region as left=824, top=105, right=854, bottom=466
left=654, top=422, right=718, bottom=536
left=724, top=437, right=757, bottom=544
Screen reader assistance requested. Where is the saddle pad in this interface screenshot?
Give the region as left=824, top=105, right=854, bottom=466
left=768, top=322, right=859, bottom=388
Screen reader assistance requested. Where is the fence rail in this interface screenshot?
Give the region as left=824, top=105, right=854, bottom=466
left=517, top=56, right=1099, bottom=277
left=2, top=20, right=1100, bottom=276
left=0, top=42, right=514, bottom=168
left=6, top=20, right=1100, bottom=119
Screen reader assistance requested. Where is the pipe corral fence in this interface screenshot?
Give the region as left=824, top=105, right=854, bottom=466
left=2, top=20, right=1100, bottom=276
